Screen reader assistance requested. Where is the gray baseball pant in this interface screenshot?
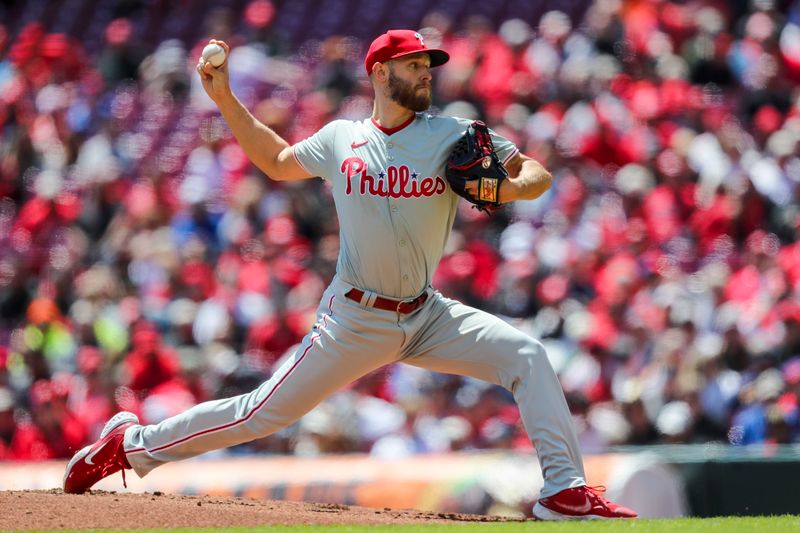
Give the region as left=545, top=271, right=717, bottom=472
left=124, top=277, right=586, bottom=497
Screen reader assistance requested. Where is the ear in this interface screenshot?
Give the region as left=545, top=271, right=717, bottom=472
left=373, top=62, right=389, bottom=82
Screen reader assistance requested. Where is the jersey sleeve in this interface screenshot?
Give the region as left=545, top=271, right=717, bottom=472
left=487, top=127, right=520, bottom=166
left=291, top=121, right=341, bottom=180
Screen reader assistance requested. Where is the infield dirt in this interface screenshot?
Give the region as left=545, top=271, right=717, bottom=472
left=1, top=490, right=525, bottom=530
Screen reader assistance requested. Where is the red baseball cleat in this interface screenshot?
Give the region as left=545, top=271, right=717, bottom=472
left=63, top=412, right=139, bottom=494
left=532, top=485, right=638, bottom=520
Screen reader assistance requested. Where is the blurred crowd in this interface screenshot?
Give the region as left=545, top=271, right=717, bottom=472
left=2, top=0, right=800, bottom=462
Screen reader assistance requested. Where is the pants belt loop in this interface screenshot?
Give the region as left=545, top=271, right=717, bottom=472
left=364, top=291, right=378, bottom=308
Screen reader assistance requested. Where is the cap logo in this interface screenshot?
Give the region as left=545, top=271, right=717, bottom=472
left=414, top=32, right=425, bottom=47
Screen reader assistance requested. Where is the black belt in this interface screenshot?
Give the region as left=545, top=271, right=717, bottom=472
left=345, top=288, right=429, bottom=314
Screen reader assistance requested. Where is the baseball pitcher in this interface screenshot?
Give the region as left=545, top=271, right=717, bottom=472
left=64, top=29, right=637, bottom=521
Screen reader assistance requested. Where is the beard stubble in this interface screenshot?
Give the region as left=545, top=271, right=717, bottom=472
left=387, top=67, right=432, bottom=112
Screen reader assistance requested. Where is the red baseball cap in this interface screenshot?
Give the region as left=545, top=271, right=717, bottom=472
left=364, top=29, right=449, bottom=75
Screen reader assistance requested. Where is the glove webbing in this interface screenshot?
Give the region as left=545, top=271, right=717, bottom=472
left=448, top=122, right=495, bottom=171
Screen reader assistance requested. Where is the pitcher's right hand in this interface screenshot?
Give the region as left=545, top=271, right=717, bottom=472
left=197, top=39, right=231, bottom=104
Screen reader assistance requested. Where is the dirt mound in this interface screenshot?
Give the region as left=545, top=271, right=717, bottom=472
left=1, top=490, right=526, bottom=530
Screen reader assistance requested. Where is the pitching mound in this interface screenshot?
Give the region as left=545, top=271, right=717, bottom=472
left=1, top=490, right=526, bottom=530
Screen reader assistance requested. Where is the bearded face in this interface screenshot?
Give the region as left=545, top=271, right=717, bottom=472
left=387, top=64, right=432, bottom=112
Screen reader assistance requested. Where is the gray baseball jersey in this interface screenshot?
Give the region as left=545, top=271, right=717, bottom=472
left=292, top=113, right=519, bottom=298
left=123, top=113, right=587, bottom=499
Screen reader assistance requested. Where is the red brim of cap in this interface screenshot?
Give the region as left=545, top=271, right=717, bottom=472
left=367, top=48, right=450, bottom=75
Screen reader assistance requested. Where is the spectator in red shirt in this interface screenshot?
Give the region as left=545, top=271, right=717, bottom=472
left=123, top=322, right=182, bottom=394
left=0, top=388, right=56, bottom=461
left=28, top=378, right=87, bottom=459
left=69, top=346, right=115, bottom=440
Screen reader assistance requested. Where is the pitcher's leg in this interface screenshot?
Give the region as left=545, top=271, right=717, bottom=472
left=125, top=334, right=342, bottom=476
left=404, top=295, right=585, bottom=497
left=125, top=289, right=400, bottom=477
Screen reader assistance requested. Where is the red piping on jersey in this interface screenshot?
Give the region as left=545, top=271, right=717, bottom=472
left=125, top=301, right=335, bottom=456
left=370, top=114, right=415, bottom=135
left=503, top=148, right=520, bottom=165
left=292, top=145, right=310, bottom=173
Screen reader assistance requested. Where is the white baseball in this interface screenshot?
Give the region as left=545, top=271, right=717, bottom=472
left=202, top=43, right=226, bottom=67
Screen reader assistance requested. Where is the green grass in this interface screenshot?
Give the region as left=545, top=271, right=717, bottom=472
left=59, top=516, right=800, bottom=533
